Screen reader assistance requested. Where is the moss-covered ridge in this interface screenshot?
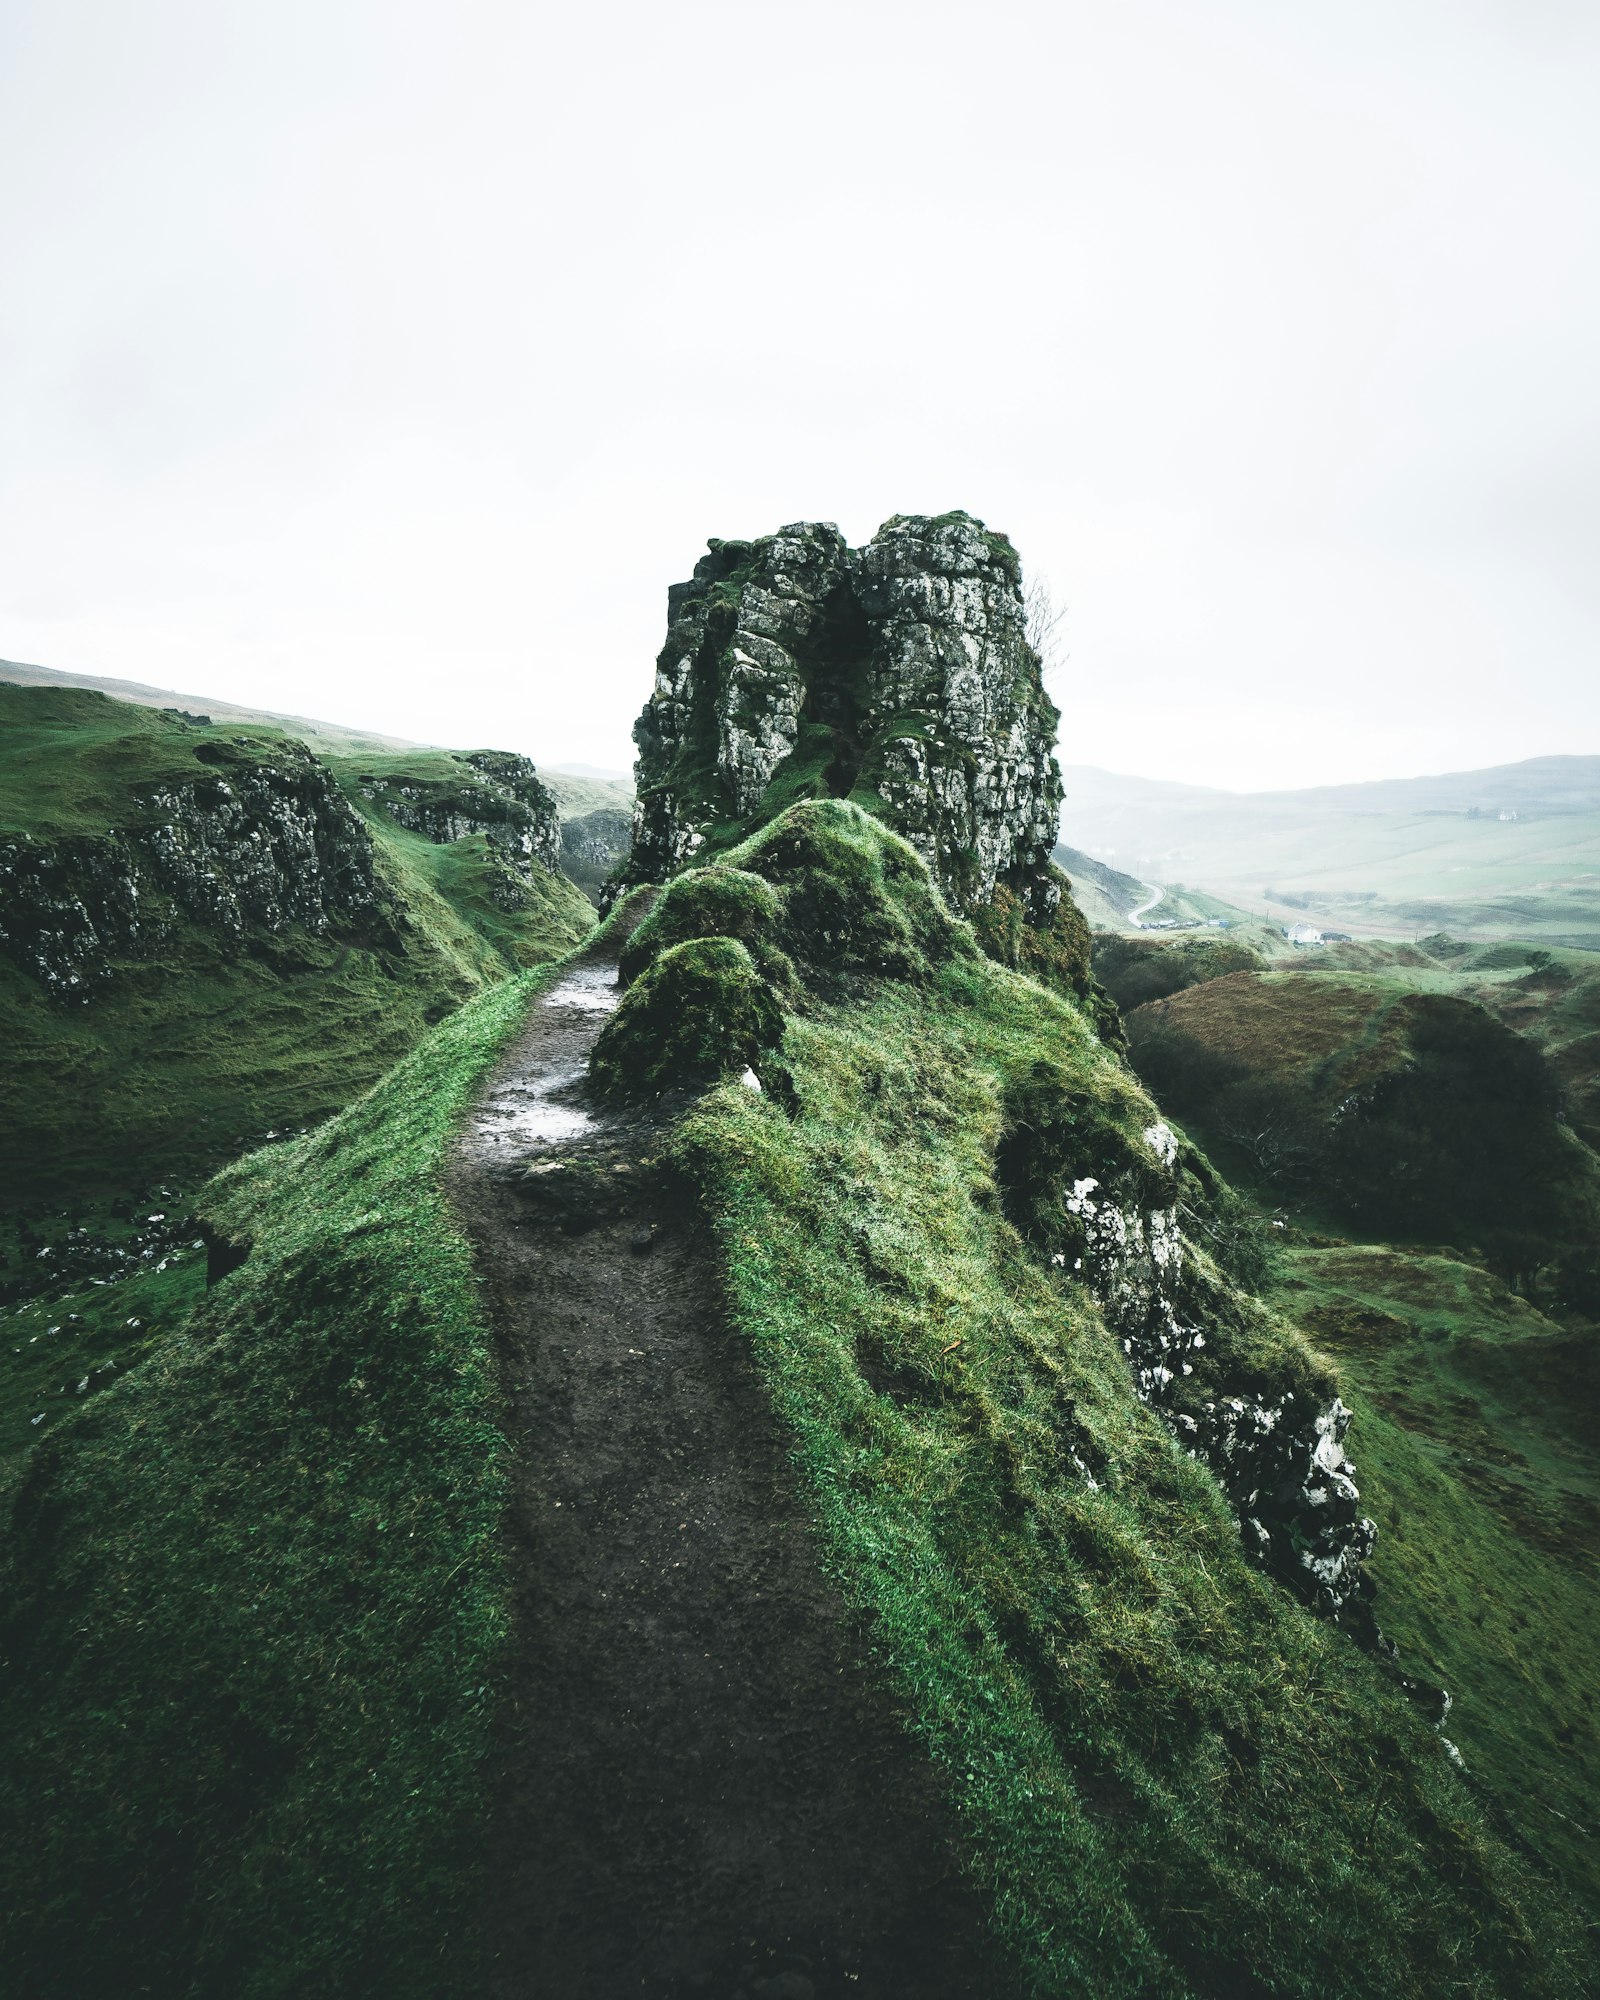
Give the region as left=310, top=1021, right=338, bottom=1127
left=610, top=802, right=1375, bottom=1616
left=632, top=801, right=1588, bottom=1995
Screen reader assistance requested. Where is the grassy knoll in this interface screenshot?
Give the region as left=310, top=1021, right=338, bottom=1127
left=1273, top=1242, right=1600, bottom=1910
left=0, top=961, right=562, bottom=1998
left=1307, top=935, right=1600, bottom=1156
left=646, top=804, right=1588, bottom=1997
left=1123, top=967, right=1600, bottom=1290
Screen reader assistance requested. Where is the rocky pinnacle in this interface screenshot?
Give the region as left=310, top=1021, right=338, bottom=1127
left=623, top=513, right=1065, bottom=930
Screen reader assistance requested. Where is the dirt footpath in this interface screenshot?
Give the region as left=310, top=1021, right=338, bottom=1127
left=448, top=943, right=1000, bottom=2000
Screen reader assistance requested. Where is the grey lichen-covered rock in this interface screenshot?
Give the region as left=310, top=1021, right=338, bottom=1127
left=357, top=752, right=562, bottom=878
left=1000, top=1084, right=1377, bottom=1615
left=621, top=513, right=1065, bottom=934
left=0, top=744, right=398, bottom=1001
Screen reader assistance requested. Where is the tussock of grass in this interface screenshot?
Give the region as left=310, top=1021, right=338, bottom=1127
left=0, top=961, right=561, bottom=1997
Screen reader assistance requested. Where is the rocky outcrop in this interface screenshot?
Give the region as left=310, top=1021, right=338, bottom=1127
left=1001, top=1089, right=1377, bottom=1615
left=622, top=514, right=1065, bottom=935
left=0, top=743, right=398, bottom=1001
left=356, top=752, right=562, bottom=878
left=560, top=807, right=633, bottom=906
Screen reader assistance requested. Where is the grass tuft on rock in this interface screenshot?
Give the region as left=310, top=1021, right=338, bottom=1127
left=591, top=935, right=784, bottom=1101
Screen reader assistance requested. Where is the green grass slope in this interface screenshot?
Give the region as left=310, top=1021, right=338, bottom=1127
left=3, top=797, right=1590, bottom=1996
left=326, top=747, right=594, bottom=968
left=1106, top=947, right=1600, bottom=1922
left=0, top=961, right=561, bottom=1997
left=643, top=805, right=1588, bottom=1997
left=1275, top=1243, right=1600, bottom=1911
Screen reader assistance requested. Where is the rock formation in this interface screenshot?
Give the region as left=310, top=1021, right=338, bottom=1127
left=620, top=514, right=1070, bottom=947
left=0, top=742, right=397, bottom=1000
left=356, top=751, right=562, bottom=879
left=1000, top=1085, right=1378, bottom=1615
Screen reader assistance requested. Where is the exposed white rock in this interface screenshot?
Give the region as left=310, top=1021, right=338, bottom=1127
left=1060, top=1163, right=1377, bottom=1614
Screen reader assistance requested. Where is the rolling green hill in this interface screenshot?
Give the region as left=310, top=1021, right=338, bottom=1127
left=1061, top=758, right=1600, bottom=946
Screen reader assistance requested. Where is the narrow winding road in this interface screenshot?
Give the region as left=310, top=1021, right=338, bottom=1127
left=448, top=932, right=998, bottom=2000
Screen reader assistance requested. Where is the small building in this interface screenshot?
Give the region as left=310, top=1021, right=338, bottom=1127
left=1286, top=923, right=1325, bottom=946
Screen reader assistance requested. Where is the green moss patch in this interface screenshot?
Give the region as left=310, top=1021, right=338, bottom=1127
left=591, top=936, right=784, bottom=1101
left=617, top=864, right=786, bottom=987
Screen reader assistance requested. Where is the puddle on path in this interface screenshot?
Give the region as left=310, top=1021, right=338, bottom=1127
left=539, top=963, right=622, bottom=1015
left=467, top=961, right=622, bottom=1156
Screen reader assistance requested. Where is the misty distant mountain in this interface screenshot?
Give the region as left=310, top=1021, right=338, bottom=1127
left=1060, top=757, right=1600, bottom=946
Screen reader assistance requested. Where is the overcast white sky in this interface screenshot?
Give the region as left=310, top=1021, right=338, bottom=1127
left=2, top=0, right=1597, bottom=788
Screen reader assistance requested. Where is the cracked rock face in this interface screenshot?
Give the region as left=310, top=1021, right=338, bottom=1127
left=0, top=746, right=397, bottom=1001
left=623, top=513, right=1063, bottom=928
left=1056, top=1122, right=1378, bottom=1614
left=358, top=752, right=562, bottom=878
left=1001, top=1091, right=1377, bottom=1615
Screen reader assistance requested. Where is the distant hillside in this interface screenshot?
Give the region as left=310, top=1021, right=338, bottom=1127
left=1060, top=757, right=1600, bottom=947
left=538, top=769, right=635, bottom=819
left=1, top=656, right=425, bottom=758
left=1053, top=840, right=1151, bottom=926
left=0, top=663, right=640, bottom=829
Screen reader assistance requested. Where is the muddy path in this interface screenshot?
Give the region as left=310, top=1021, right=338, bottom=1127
left=448, top=937, right=999, bottom=2000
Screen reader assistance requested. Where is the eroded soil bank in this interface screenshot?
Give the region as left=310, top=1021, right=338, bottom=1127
left=448, top=944, right=999, bottom=2000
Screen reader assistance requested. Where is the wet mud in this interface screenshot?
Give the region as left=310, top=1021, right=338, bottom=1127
left=447, top=941, right=1000, bottom=2000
